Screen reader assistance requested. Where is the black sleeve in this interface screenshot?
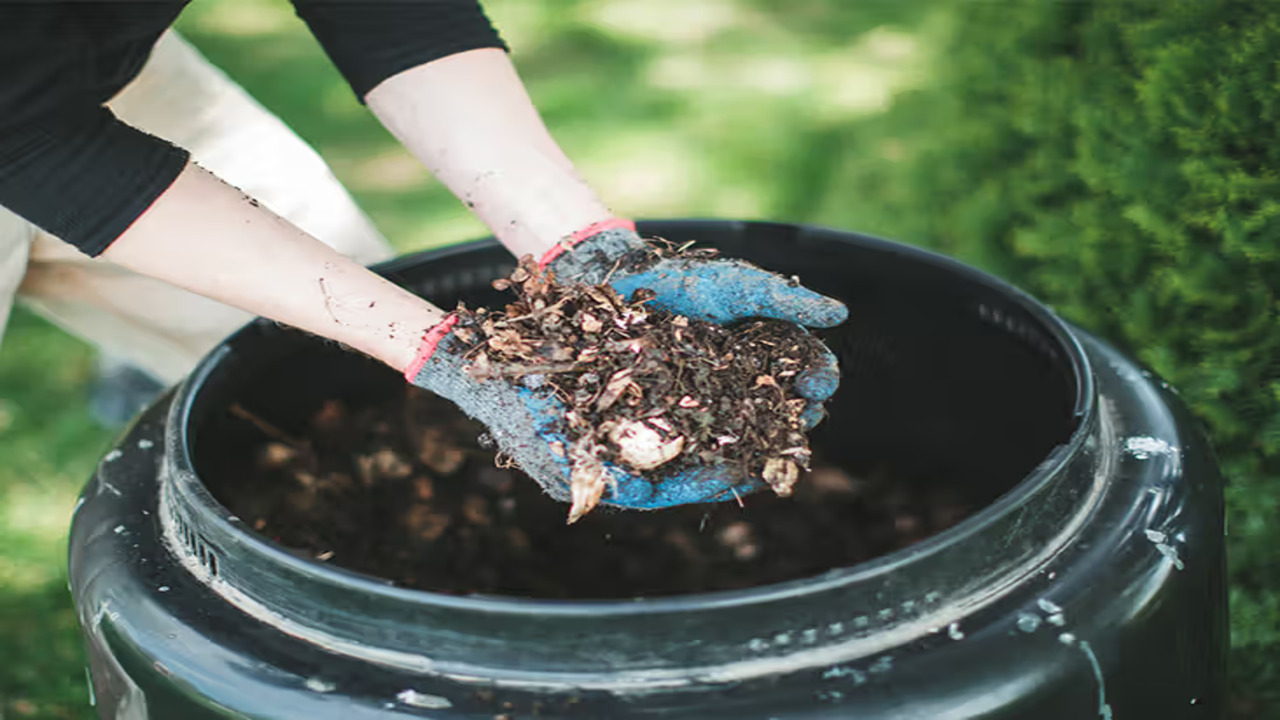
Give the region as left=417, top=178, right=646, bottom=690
left=0, top=4, right=189, bottom=257
left=0, top=109, right=189, bottom=258
left=290, top=0, right=508, bottom=100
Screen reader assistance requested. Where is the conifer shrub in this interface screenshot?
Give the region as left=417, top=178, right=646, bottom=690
left=811, top=1, right=1280, bottom=711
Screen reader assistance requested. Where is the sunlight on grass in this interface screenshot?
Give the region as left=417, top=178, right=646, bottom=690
left=816, top=29, right=923, bottom=116
left=3, top=484, right=78, bottom=539
left=0, top=445, right=94, bottom=590
left=585, top=0, right=740, bottom=44
left=338, top=149, right=434, bottom=193
left=0, top=469, right=81, bottom=629
left=0, top=543, right=69, bottom=591
left=485, top=0, right=559, bottom=50
left=194, top=0, right=297, bottom=38
left=646, top=28, right=923, bottom=114
left=580, top=133, right=705, bottom=214
left=398, top=214, right=491, bottom=253
left=319, top=81, right=373, bottom=120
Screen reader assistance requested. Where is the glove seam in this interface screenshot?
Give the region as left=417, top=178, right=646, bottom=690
left=403, top=313, right=461, bottom=381
left=537, top=217, right=637, bottom=270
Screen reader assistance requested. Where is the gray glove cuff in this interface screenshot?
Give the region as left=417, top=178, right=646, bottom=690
left=410, top=330, right=512, bottom=435
left=408, top=331, right=473, bottom=404
left=410, top=329, right=573, bottom=502
left=546, top=227, right=648, bottom=285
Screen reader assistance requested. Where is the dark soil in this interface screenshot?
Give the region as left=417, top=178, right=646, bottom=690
left=216, top=388, right=973, bottom=599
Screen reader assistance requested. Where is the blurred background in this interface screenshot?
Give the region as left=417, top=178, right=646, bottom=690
left=2, top=0, right=1277, bottom=717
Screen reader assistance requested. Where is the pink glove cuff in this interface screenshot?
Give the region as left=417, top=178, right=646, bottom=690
left=403, top=312, right=460, bottom=381
left=537, top=217, right=636, bottom=269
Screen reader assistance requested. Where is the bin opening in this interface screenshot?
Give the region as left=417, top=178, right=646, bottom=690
left=188, top=235, right=1080, bottom=600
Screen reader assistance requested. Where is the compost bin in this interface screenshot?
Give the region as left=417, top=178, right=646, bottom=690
left=70, top=220, right=1226, bottom=719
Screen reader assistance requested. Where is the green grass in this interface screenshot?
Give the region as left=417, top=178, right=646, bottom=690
left=0, top=1, right=1272, bottom=717
left=0, top=308, right=110, bottom=719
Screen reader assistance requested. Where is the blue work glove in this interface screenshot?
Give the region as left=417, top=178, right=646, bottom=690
left=406, top=311, right=835, bottom=518
left=408, top=219, right=847, bottom=515
left=543, top=219, right=846, bottom=433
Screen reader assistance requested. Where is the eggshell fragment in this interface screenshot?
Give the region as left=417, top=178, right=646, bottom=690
left=608, top=419, right=686, bottom=471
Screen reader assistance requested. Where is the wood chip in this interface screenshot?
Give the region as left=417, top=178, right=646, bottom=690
left=417, top=427, right=466, bottom=474
left=596, top=368, right=634, bottom=411
left=466, top=352, right=492, bottom=380
left=763, top=457, right=800, bottom=496
left=567, top=442, right=608, bottom=524
left=261, top=442, right=296, bottom=467
left=372, top=447, right=413, bottom=479
left=579, top=312, right=603, bottom=333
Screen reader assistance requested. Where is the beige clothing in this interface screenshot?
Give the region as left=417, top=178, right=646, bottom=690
left=0, top=32, right=393, bottom=383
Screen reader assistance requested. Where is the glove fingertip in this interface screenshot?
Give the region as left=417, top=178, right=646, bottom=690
left=765, top=281, right=848, bottom=328
left=797, top=296, right=849, bottom=328
left=794, top=365, right=840, bottom=402
left=800, top=403, right=827, bottom=430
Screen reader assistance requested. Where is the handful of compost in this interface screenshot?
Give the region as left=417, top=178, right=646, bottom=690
left=408, top=228, right=846, bottom=522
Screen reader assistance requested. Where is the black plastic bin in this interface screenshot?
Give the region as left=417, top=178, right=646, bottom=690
left=69, top=220, right=1226, bottom=718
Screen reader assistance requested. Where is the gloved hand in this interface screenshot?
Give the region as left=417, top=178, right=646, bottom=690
left=407, top=312, right=761, bottom=514
left=405, top=219, right=847, bottom=514
left=541, top=219, right=846, bottom=432
left=405, top=310, right=834, bottom=516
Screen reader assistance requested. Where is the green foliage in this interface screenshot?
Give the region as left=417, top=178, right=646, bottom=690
left=812, top=0, right=1280, bottom=713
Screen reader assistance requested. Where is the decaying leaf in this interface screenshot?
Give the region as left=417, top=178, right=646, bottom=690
left=596, top=368, right=634, bottom=411
left=417, top=427, right=466, bottom=474
left=567, top=442, right=608, bottom=524
left=371, top=447, right=413, bottom=479
left=488, top=329, right=533, bottom=355
left=465, top=352, right=492, bottom=380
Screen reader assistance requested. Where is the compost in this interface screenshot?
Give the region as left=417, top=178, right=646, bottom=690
left=451, top=251, right=823, bottom=521
left=219, top=388, right=972, bottom=598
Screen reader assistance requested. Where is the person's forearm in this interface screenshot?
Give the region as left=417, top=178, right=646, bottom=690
left=102, top=162, right=444, bottom=371
left=365, top=48, right=616, bottom=259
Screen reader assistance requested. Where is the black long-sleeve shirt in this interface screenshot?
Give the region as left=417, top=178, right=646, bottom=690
left=0, top=1, right=506, bottom=256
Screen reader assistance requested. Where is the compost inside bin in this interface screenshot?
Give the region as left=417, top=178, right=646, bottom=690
left=193, top=246, right=1079, bottom=600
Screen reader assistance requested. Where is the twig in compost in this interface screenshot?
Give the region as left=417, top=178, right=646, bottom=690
left=229, top=403, right=304, bottom=447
